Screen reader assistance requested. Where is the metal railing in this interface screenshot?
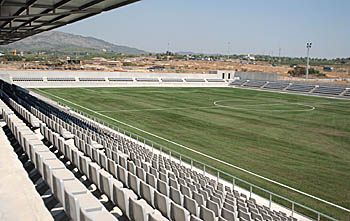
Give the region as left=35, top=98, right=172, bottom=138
left=54, top=101, right=341, bottom=221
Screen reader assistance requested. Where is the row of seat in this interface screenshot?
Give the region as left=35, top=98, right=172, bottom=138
left=230, top=79, right=349, bottom=97
left=41, top=115, right=236, bottom=221
left=243, top=81, right=267, bottom=88
left=262, top=82, right=290, bottom=90
left=67, top=119, right=296, bottom=221
left=312, top=86, right=346, bottom=95
left=343, top=90, right=350, bottom=96
left=12, top=77, right=44, bottom=81
left=1, top=100, right=117, bottom=221
left=47, top=78, right=76, bottom=81
left=42, top=100, right=296, bottom=221
left=26, top=90, right=241, bottom=221
left=285, top=84, right=316, bottom=93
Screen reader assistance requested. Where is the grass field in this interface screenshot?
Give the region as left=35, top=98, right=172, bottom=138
left=33, top=87, right=350, bottom=220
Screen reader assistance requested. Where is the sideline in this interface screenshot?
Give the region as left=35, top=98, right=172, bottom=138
left=33, top=88, right=350, bottom=214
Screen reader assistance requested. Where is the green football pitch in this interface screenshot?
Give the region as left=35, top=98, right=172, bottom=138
left=33, top=87, right=350, bottom=220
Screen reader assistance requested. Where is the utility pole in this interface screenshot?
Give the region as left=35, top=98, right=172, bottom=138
left=228, top=42, right=230, bottom=55
left=278, top=48, right=281, bottom=64
left=306, top=42, right=312, bottom=80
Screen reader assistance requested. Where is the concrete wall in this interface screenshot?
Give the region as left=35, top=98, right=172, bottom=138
left=0, top=74, right=12, bottom=83
left=1, top=70, right=230, bottom=88
left=210, top=70, right=236, bottom=80
left=12, top=81, right=229, bottom=88
left=1, top=70, right=222, bottom=79
left=235, top=72, right=277, bottom=81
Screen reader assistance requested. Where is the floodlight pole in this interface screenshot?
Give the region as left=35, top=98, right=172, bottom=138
left=306, top=42, right=312, bottom=80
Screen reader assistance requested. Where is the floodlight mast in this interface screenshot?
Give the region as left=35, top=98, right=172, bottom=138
left=306, top=42, right=312, bottom=80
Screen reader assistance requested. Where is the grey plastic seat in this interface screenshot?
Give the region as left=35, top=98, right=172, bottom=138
left=193, top=191, right=205, bottom=206
left=117, top=164, right=128, bottom=187
left=98, top=169, right=112, bottom=196
left=150, top=167, right=158, bottom=177
left=169, top=178, right=179, bottom=189
left=141, top=162, right=150, bottom=172
left=249, top=207, right=259, bottom=214
left=170, top=186, right=183, bottom=206
left=225, top=197, right=235, bottom=206
left=52, top=170, right=75, bottom=208
left=115, top=186, right=137, bottom=218
left=111, top=179, right=124, bottom=205
left=107, top=158, right=117, bottom=177
left=211, top=195, right=222, bottom=206
left=24, top=139, right=42, bottom=160
left=88, top=162, right=101, bottom=187
left=221, top=207, right=235, bottom=221
left=251, top=211, right=263, bottom=221
left=207, top=199, right=220, bottom=217
left=170, top=201, right=190, bottom=221
left=119, top=155, right=127, bottom=169
left=199, top=189, right=209, bottom=200
left=99, top=152, right=108, bottom=171
left=128, top=161, right=136, bottom=175
left=238, top=210, right=251, bottom=221
left=146, top=173, right=157, bottom=188
left=159, top=172, right=167, bottom=182
left=136, top=167, right=146, bottom=181
left=140, top=181, right=155, bottom=207
left=148, top=212, right=169, bottom=221
left=128, top=172, right=140, bottom=195
left=157, top=179, right=169, bottom=196
left=218, top=217, right=229, bottom=221
left=63, top=180, right=89, bottom=221
left=42, top=159, right=66, bottom=189
left=80, top=207, right=117, bottom=221
left=34, top=150, right=57, bottom=176
left=184, top=195, right=199, bottom=216
left=199, top=205, right=216, bottom=221
left=181, top=185, right=192, bottom=198
left=262, top=213, right=273, bottom=221
left=79, top=155, right=91, bottom=177
left=129, top=198, right=153, bottom=221
left=79, top=194, right=114, bottom=221
left=188, top=183, right=197, bottom=192
left=154, top=190, right=171, bottom=218
left=223, top=202, right=235, bottom=213
left=271, top=214, right=282, bottom=221
left=190, top=215, right=203, bottom=221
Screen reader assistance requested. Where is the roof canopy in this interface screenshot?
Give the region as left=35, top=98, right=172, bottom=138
left=0, top=0, right=139, bottom=45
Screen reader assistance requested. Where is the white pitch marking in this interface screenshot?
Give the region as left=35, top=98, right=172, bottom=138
left=214, top=99, right=316, bottom=112
left=82, top=88, right=201, bottom=94
left=97, top=105, right=217, bottom=113
left=33, top=88, right=350, bottom=213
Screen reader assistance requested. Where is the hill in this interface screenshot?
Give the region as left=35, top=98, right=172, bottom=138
left=0, top=31, right=148, bottom=55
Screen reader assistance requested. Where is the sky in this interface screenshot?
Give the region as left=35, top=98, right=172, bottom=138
left=58, top=0, right=350, bottom=59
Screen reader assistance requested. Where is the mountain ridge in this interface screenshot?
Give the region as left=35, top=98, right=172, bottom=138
left=0, top=31, right=148, bottom=55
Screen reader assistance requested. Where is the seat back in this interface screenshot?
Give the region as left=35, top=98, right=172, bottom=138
left=154, top=190, right=170, bottom=218
left=184, top=195, right=198, bottom=216
left=170, top=201, right=190, bottom=221
left=140, top=181, right=154, bottom=207
left=199, top=205, right=216, bottom=221
left=129, top=198, right=147, bottom=221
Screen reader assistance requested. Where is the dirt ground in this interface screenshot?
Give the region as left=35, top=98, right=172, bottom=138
left=1, top=57, right=349, bottom=85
